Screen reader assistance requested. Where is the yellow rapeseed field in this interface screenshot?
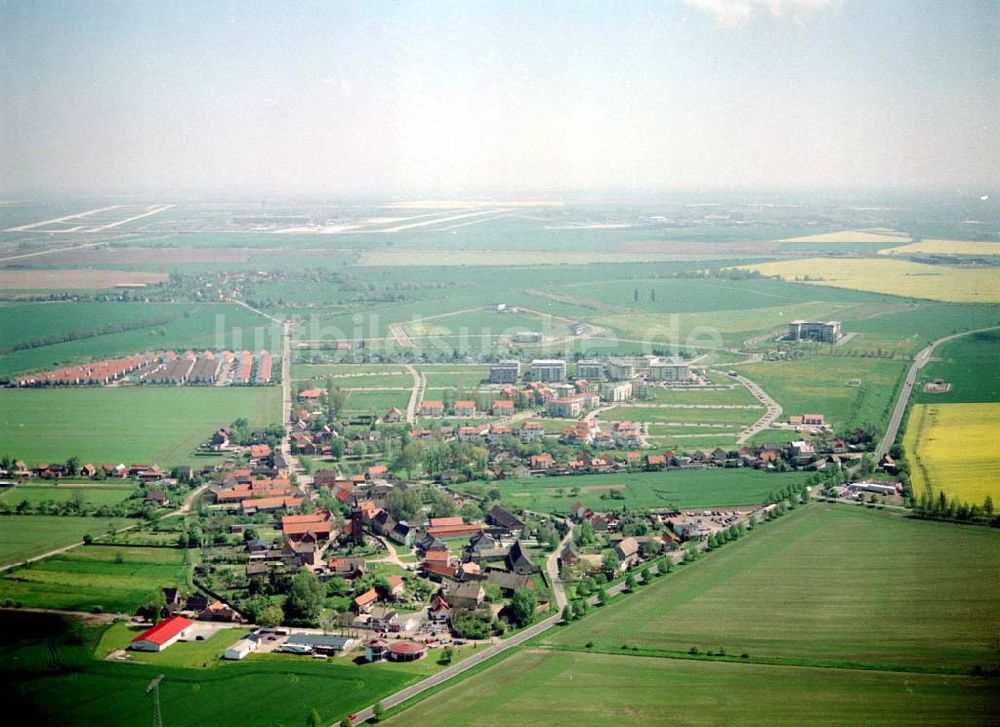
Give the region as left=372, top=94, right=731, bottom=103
left=740, top=257, right=1000, bottom=303
left=903, top=403, right=1000, bottom=506
left=777, top=229, right=911, bottom=243
left=879, top=239, right=1000, bottom=256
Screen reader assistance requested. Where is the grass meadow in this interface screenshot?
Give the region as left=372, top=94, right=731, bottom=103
left=466, top=470, right=806, bottom=512
left=903, top=403, right=1000, bottom=506
left=0, top=545, right=190, bottom=613
left=915, top=330, right=1000, bottom=404
left=0, top=482, right=137, bottom=508
left=0, top=303, right=280, bottom=379
left=0, top=515, right=125, bottom=567
left=384, top=648, right=999, bottom=727
left=543, top=504, right=1000, bottom=672
left=0, top=386, right=281, bottom=465
left=735, top=356, right=906, bottom=434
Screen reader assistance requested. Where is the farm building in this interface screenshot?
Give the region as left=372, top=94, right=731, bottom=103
left=129, top=616, right=194, bottom=652
left=223, top=638, right=258, bottom=660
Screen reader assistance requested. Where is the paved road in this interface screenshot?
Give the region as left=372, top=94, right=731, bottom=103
left=342, top=523, right=573, bottom=726
left=875, top=325, right=1000, bottom=460
left=717, top=370, right=782, bottom=444
left=342, top=611, right=561, bottom=725
left=404, top=364, right=424, bottom=424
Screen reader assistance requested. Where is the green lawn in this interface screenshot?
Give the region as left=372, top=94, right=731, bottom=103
left=606, top=405, right=762, bottom=425
left=0, top=302, right=280, bottom=379
left=0, top=515, right=126, bottom=567
left=96, top=622, right=252, bottom=667
left=915, top=330, right=1000, bottom=404
left=0, top=483, right=137, bottom=507
left=736, top=356, right=907, bottom=434
left=385, top=648, right=999, bottom=727
left=644, top=384, right=759, bottom=406
left=342, top=390, right=412, bottom=413
left=0, top=386, right=281, bottom=465
left=465, top=470, right=807, bottom=512
left=0, top=545, right=190, bottom=612
left=543, top=504, right=1000, bottom=671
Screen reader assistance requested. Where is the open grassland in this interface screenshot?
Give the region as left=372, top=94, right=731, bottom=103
left=845, top=302, right=1000, bottom=357
left=385, top=648, right=999, bottom=727
left=342, top=390, right=411, bottom=413
left=644, top=384, right=759, bottom=406
left=544, top=504, right=1000, bottom=671
left=356, top=250, right=732, bottom=266
left=777, top=229, right=912, bottom=244
left=291, top=363, right=404, bottom=378
left=916, top=330, right=1000, bottom=404
left=468, top=470, right=807, bottom=512
left=594, top=300, right=888, bottom=348
left=0, top=545, right=189, bottom=612
left=0, top=482, right=137, bottom=507
left=0, top=387, right=281, bottom=465
left=880, top=239, right=1000, bottom=256
left=606, top=404, right=763, bottom=425
left=903, top=403, right=1000, bottom=505
left=8, top=644, right=414, bottom=727
left=0, top=302, right=280, bottom=378
left=736, top=356, right=906, bottom=434
left=316, top=373, right=413, bottom=388
left=0, top=516, right=125, bottom=567
left=740, top=258, right=1000, bottom=303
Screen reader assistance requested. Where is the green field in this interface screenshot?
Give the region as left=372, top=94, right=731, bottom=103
left=0, top=386, right=281, bottom=465
left=736, top=356, right=907, bottom=434
left=644, top=384, right=759, bottom=406
left=606, top=405, right=762, bottom=425
left=342, top=390, right=411, bottom=413
left=0, top=303, right=280, bottom=378
left=544, top=504, right=1000, bottom=671
left=916, top=330, right=1000, bottom=404
left=8, top=641, right=413, bottom=727
left=385, top=648, right=999, bottom=727
left=0, top=515, right=126, bottom=567
left=467, top=470, right=807, bottom=512
left=0, top=483, right=137, bottom=508
left=0, top=545, right=190, bottom=613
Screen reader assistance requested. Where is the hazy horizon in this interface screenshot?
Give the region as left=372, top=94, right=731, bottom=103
left=2, top=0, right=998, bottom=197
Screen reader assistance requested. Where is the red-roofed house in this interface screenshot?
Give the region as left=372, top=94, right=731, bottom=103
left=428, top=595, right=451, bottom=623
left=530, top=453, right=555, bottom=470
left=130, top=616, right=193, bottom=652
left=353, top=589, right=379, bottom=613
left=520, top=421, right=545, bottom=443
left=420, top=400, right=443, bottom=417
left=452, top=400, right=476, bottom=417
left=250, top=444, right=272, bottom=459
left=492, top=399, right=515, bottom=417
left=298, top=388, right=324, bottom=401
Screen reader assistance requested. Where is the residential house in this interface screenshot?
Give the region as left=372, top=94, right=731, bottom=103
left=452, top=400, right=477, bottom=417
left=428, top=595, right=451, bottom=623
left=448, top=581, right=485, bottom=610
left=507, top=541, right=536, bottom=575
left=615, top=536, right=640, bottom=568
left=420, top=400, right=444, bottom=417
left=530, top=453, right=555, bottom=471
left=485, top=505, right=524, bottom=534
left=491, top=399, right=515, bottom=418
left=520, top=421, right=545, bottom=443
left=353, top=589, right=379, bottom=613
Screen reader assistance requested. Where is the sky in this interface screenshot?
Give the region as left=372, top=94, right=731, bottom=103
left=1, top=0, right=997, bottom=197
